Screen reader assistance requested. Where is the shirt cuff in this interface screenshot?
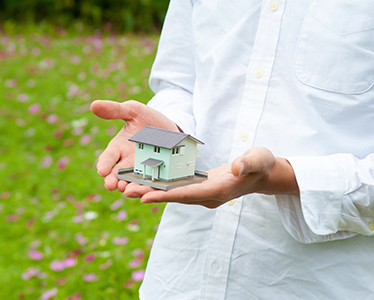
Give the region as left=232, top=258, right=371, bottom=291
left=275, top=155, right=358, bottom=243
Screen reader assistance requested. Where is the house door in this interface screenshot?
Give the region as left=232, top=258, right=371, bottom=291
left=153, top=166, right=160, bottom=180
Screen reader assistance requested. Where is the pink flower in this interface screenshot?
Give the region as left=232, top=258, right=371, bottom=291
left=110, top=199, right=123, bottom=211
left=50, top=260, right=65, bottom=272
left=99, top=259, right=112, bottom=270
left=1, top=191, right=11, bottom=199
left=131, top=270, right=145, bottom=282
left=84, top=253, right=95, bottom=262
left=56, top=277, right=67, bottom=286
left=83, top=45, right=91, bottom=54
left=132, top=248, right=143, bottom=257
left=92, top=37, right=103, bottom=52
left=6, top=215, right=19, bottom=222
left=30, top=240, right=41, bottom=248
left=67, top=292, right=82, bottom=300
left=106, top=126, right=115, bottom=135
left=5, top=78, right=17, bottom=87
left=40, top=288, right=57, bottom=300
left=118, top=82, right=126, bottom=91
left=54, top=129, right=63, bottom=138
left=117, top=210, right=127, bottom=221
left=27, top=79, right=36, bottom=87
left=83, top=273, right=98, bottom=282
left=124, top=280, right=135, bottom=288
left=72, top=215, right=84, bottom=223
left=32, top=47, right=41, bottom=56
left=29, top=249, right=44, bottom=260
left=129, top=259, right=141, bottom=269
left=71, top=127, right=83, bottom=136
left=57, top=157, right=69, bottom=170
left=74, top=234, right=87, bottom=245
left=86, top=194, right=101, bottom=202
left=150, top=206, right=159, bottom=214
left=22, top=267, right=46, bottom=280
left=22, top=268, right=38, bottom=280
left=66, top=195, right=75, bottom=202
left=127, top=219, right=139, bottom=231
left=70, top=55, right=81, bottom=64
left=63, top=258, right=77, bottom=268
left=47, top=114, right=58, bottom=124
left=41, top=156, right=53, bottom=168
left=67, top=84, right=79, bottom=97
left=17, top=93, right=29, bottom=102
left=80, top=134, right=91, bottom=145
left=112, top=237, right=128, bottom=245
left=28, top=104, right=41, bottom=114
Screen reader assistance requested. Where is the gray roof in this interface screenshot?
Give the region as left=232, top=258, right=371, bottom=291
left=141, top=158, right=164, bottom=167
left=129, top=126, right=204, bottom=149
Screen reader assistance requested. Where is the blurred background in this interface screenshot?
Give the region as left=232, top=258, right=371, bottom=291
left=0, top=0, right=169, bottom=299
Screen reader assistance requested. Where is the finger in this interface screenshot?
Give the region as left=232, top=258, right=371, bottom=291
left=105, top=155, right=137, bottom=190
left=140, top=180, right=219, bottom=204
left=96, top=145, right=121, bottom=177
left=231, top=147, right=274, bottom=176
left=117, top=179, right=129, bottom=193
left=124, top=182, right=157, bottom=198
left=104, top=172, right=120, bottom=191
left=90, top=100, right=141, bottom=121
left=100, top=151, right=134, bottom=191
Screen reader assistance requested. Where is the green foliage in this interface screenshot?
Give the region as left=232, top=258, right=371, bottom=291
left=0, top=0, right=170, bottom=33
left=0, top=25, right=164, bottom=299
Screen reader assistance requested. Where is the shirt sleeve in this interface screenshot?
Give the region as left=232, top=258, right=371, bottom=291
left=276, top=153, right=374, bottom=243
left=147, top=0, right=196, bottom=136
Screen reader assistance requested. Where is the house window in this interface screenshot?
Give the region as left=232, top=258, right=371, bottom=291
left=154, top=146, right=161, bottom=153
left=180, top=146, right=185, bottom=155
left=138, top=143, right=144, bottom=150
left=172, top=146, right=185, bottom=155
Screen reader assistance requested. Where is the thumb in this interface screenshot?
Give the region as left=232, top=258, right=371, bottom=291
left=90, top=100, right=142, bottom=121
left=231, top=147, right=275, bottom=177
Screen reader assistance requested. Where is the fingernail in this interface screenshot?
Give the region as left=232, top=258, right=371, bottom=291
left=126, top=193, right=141, bottom=199
left=239, top=162, right=245, bottom=176
left=141, top=199, right=153, bottom=204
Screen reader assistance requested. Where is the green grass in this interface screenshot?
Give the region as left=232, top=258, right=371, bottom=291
left=0, top=23, right=164, bottom=299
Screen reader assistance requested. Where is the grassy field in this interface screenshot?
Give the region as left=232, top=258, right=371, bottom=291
left=0, top=23, right=164, bottom=299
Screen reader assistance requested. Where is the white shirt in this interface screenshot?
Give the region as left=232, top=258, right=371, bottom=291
left=140, top=0, right=374, bottom=299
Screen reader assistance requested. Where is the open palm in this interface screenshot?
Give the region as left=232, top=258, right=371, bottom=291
left=91, top=100, right=179, bottom=192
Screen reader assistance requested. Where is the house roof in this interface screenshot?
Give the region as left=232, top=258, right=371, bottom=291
left=141, top=158, right=164, bottom=167
left=129, top=126, right=204, bottom=149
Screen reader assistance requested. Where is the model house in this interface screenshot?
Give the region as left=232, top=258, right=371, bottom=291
left=129, top=126, right=204, bottom=182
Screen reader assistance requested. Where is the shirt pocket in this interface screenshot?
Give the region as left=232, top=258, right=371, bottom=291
left=294, top=0, right=374, bottom=94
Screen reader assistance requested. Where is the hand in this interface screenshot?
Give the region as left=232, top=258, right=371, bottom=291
left=124, top=147, right=299, bottom=208
left=91, top=100, right=178, bottom=192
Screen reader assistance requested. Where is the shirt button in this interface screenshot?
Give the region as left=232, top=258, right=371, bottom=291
left=255, top=68, right=264, bottom=78
left=227, top=199, right=236, bottom=206
left=269, top=1, right=279, bottom=11
left=211, top=261, right=220, bottom=273
left=240, top=131, right=249, bottom=141
left=369, top=223, right=374, bottom=231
